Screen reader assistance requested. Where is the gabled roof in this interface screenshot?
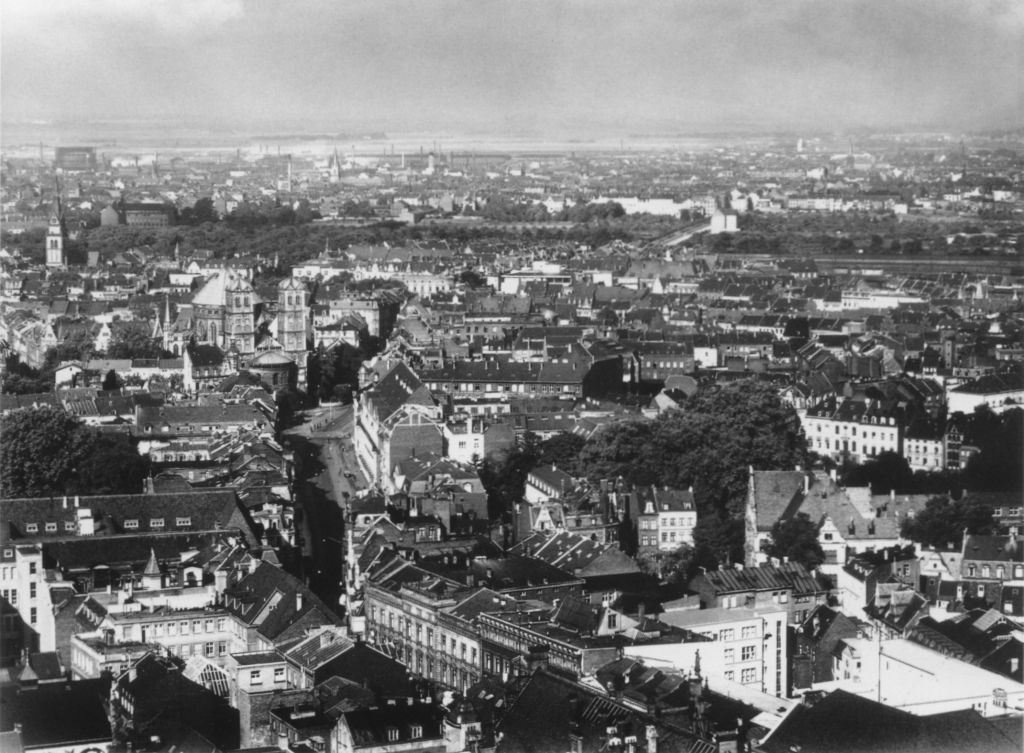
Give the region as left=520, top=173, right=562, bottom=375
left=224, top=562, right=340, bottom=641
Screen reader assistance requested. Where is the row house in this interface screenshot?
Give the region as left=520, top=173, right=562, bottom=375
left=362, top=556, right=482, bottom=693
left=802, top=397, right=903, bottom=465
left=354, top=361, right=444, bottom=488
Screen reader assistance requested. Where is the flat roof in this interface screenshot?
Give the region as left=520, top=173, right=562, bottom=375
left=660, top=606, right=788, bottom=629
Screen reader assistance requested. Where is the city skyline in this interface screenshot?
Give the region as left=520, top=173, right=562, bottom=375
left=2, top=0, right=1023, bottom=138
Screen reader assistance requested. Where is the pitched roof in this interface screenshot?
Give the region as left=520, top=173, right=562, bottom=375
left=759, top=689, right=1020, bottom=753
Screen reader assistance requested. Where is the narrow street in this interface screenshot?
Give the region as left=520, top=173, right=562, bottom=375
left=282, top=403, right=368, bottom=613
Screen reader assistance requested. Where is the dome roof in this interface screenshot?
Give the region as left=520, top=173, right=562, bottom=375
left=250, top=350, right=294, bottom=367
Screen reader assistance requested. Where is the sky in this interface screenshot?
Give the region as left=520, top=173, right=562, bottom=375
left=2, top=0, right=1022, bottom=136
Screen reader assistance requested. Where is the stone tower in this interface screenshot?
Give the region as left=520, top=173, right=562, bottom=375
left=225, top=275, right=256, bottom=354
left=277, top=277, right=309, bottom=386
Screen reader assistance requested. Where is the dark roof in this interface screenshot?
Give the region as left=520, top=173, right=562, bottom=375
left=0, top=679, right=111, bottom=747
left=341, top=701, right=445, bottom=746
left=760, top=689, right=1020, bottom=753
left=1, top=490, right=256, bottom=547
left=962, top=534, right=1023, bottom=564
left=495, top=668, right=692, bottom=753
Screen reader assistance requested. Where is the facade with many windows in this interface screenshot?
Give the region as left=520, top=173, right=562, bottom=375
left=660, top=606, right=789, bottom=697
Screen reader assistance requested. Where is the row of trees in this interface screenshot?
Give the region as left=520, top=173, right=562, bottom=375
left=0, top=406, right=150, bottom=498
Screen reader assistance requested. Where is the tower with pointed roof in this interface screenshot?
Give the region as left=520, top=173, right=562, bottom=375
left=142, top=548, right=163, bottom=590
left=45, top=191, right=66, bottom=268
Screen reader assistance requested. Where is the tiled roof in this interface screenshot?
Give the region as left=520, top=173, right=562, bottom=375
left=698, top=562, right=824, bottom=596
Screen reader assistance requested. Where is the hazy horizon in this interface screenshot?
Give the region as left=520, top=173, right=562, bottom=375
left=3, top=0, right=1023, bottom=142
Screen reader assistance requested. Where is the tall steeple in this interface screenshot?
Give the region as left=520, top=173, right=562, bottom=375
left=45, top=179, right=66, bottom=268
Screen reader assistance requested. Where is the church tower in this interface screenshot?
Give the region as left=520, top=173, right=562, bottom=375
left=45, top=193, right=66, bottom=268
left=224, top=275, right=256, bottom=355
left=277, top=278, right=309, bottom=385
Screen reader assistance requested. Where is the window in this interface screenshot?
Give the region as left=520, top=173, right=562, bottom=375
left=607, top=613, right=617, bottom=629
left=25, top=524, right=38, bottom=533
left=982, top=565, right=991, bottom=578
left=387, top=728, right=400, bottom=743
left=150, top=518, right=165, bottom=529
left=124, top=518, right=139, bottom=530
left=205, top=642, right=215, bottom=657
left=249, top=670, right=263, bottom=686
left=218, top=642, right=227, bottom=656
left=30, top=608, right=37, bottom=625
left=44, top=522, right=57, bottom=533
left=741, top=645, right=756, bottom=661
left=741, top=625, right=757, bottom=639
left=968, top=565, right=977, bottom=577
left=724, top=648, right=735, bottom=663
left=64, top=521, right=75, bottom=531
left=180, top=621, right=189, bottom=634
left=996, top=567, right=1005, bottom=580
left=724, top=670, right=735, bottom=682
left=274, top=667, right=285, bottom=682
left=176, top=517, right=191, bottom=527
left=28, top=562, right=36, bottom=575
left=29, top=583, right=36, bottom=599
left=1015, top=566, right=1023, bottom=579
left=411, top=726, right=423, bottom=739
left=741, top=668, right=756, bottom=684
left=205, top=619, right=214, bottom=632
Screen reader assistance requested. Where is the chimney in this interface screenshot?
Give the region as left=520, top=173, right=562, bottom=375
left=829, top=468, right=837, bottom=483
left=296, top=592, right=304, bottom=612
left=645, top=725, right=658, bottom=753
left=62, top=495, right=68, bottom=509
left=637, top=602, right=646, bottom=623
left=804, top=474, right=810, bottom=495
left=74, top=495, right=80, bottom=508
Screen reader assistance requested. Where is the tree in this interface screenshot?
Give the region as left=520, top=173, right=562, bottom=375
left=575, top=419, right=657, bottom=485
left=574, top=380, right=807, bottom=566
left=535, top=433, right=587, bottom=476
left=767, top=514, right=825, bottom=569
left=106, top=325, right=167, bottom=360
left=102, top=369, right=122, bottom=391
left=74, top=433, right=150, bottom=495
left=0, top=407, right=91, bottom=497
left=843, top=451, right=914, bottom=494
left=901, top=495, right=995, bottom=549
left=963, top=408, right=1023, bottom=492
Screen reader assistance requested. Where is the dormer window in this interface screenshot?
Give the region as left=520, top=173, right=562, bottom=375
left=44, top=522, right=57, bottom=533
left=124, top=519, right=139, bottom=530
left=176, top=517, right=191, bottom=527
left=25, top=523, right=38, bottom=534
left=64, top=521, right=75, bottom=531
left=387, top=728, right=400, bottom=742
left=410, top=725, right=422, bottom=739
left=150, top=518, right=165, bottom=529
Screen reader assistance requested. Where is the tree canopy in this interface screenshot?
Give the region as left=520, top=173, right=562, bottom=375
left=1, top=407, right=149, bottom=497
left=106, top=324, right=168, bottom=360
left=900, top=495, right=995, bottom=549
left=577, top=380, right=806, bottom=516
left=767, top=514, right=825, bottom=569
